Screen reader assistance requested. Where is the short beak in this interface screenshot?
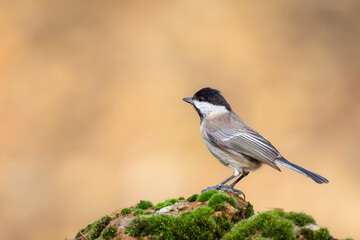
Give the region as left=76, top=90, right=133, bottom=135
left=183, top=97, right=193, bottom=104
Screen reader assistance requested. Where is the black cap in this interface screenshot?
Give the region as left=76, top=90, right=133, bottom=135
left=193, top=87, right=232, bottom=111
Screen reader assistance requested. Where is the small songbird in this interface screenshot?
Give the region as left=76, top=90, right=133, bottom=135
left=183, top=87, right=329, bottom=196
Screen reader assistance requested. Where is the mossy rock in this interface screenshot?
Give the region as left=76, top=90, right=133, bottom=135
left=75, top=215, right=113, bottom=240
left=102, top=226, right=117, bottom=240
left=154, top=198, right=179, bottom=210
left=231, top=202, right=254, bottom=223
left=74, top=192, right=338, bottom=240
left=133, top=209, right=152, bottom=216
left=75, top=223, right=92, bottom=239
left=222, top=210, right=322, bottom=240
left=285, top=211, right=316, bottom=227
left=197, top=189, right=220, bottom=202
left=120, top=208, right=131, bottom=215
left=299, top=227, right=330, bottom=240
left=187, top=193, right=199, bottom=202
left=135, top=200, right=153, bottom=210
left=207, top=192, right=237, bottom=211
left=126, top=207, right=231, bottom=239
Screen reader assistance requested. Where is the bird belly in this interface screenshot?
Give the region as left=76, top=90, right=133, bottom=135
left=204, top=140, right=261, bottom=172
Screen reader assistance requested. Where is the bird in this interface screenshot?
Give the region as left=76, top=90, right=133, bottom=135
left=183, top=87, right=329, bottom=196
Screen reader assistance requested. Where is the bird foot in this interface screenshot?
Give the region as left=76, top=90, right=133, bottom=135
left=201, top=184, right=246, bottom=200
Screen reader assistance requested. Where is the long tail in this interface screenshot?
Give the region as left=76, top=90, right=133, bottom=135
left=275, top=157, right=329, bottom=184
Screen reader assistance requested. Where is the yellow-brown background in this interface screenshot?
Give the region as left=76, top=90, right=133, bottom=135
left=1, top=1, right=359, bottom=239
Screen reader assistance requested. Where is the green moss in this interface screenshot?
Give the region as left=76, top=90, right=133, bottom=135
left=213, top=214, right=233, bottom=238
left=120, top=208, right=132, bottom=215
left=155, top=198, right=179, bottom=210
left=126, top=206, right=238, bottom=239
left=75, top=223, right=92, bottom=238
left=211, top=202, right=227, bottom=211
left=300, top=228, right=314, bottom=239
left=244, top=202, right=254, bottom=218
left=133, top=209, right=145, bottom=216
left=115, top=213, right=119, bottom=217
left=102, top=226, right=117, bottom=240
left=87, top=215, right=113, bottom=240
left=285, top=211, right=316, bottom=227
left=134, top=209, right=153, bottom=216
left=300, top=227, right=330, bottom=240
left=135, top=200, right=153, bottom=210
left=187, top=194, right=199, bottom=202
left=223, top=210, right=324, bottom=240
left=178, top=196, right=185, bottom=200
left=173, top=207, right=218, bottom=239
left=223, top=210, right=295, bottom=240
left=231, top=202, right=255, bottom=223
left=126, top=213, right=174, bottom=238
left=313, top=228, right=330, bottom=240
left=197, top=190, right=219, bottom=202
left=266, top=217, right=295, bottom=239
left=207, top=192, right=237, bottom=211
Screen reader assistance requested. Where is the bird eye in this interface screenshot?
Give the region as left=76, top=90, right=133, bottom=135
left=198, top=97, right=205, bottom=101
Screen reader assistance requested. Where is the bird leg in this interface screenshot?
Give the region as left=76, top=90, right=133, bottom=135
left=200, top=173, right=236, bottom=193
left=229, top=171, right=249, bottom=188
left=201, top=169, right=247, bottom=199
left=216, top=168, right=240, bottom=186
left=218, top=174, right=237, bottom=186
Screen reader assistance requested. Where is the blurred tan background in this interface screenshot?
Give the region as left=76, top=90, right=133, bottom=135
left=1, top=0, right=360, bottom=239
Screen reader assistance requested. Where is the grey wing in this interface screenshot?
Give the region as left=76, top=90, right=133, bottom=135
left=206, top=128, right=281, bottom=171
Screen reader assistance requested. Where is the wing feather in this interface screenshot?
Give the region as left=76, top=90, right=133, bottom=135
left=206, top=128, right=281, bottom=170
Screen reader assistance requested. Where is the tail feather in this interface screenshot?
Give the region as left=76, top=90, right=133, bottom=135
left=275, top=157, right=329, bottom=184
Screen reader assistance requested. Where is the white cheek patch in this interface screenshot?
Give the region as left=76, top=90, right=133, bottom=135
left=193, top=100, right=228, bottom=116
